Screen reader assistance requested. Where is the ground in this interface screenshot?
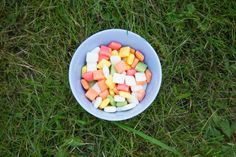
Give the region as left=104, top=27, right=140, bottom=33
left=0, top=0, right=236, bottom=156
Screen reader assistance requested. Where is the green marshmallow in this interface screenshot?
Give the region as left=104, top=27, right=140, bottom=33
left=107, top=95, right=116, bottom=106
left=116, top=101, right=127, bottom=107
left=135, top=62, right=147, bottom=72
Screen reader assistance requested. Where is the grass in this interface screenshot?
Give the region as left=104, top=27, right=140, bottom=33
left=0, top=0, right=236, bottom=156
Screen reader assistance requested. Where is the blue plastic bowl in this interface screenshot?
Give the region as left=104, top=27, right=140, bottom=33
left=69, top=29, right=162, bottom=121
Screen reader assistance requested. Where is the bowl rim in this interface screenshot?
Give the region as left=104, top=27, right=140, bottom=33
left=69, top=28, right=162, bottom=121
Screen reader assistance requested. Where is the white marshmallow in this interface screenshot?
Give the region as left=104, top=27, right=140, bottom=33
left=103, top=65, right=109, bottom=79
left=93, top=97, right=102, bottom=108
left=135, top=72, right=146, bottom=82
left=127, top=95, right=139, bottom=104
left=87, top=63, right=97, bottom=72
left=110, top=56, right=121, bottom=64
left=114, top=95, right=125, bottom=102
left=91, top=83, right=101, bottom=94
left=86, top=52, right=98, bottom=63
left=112, top=73, right=125, bottom=84
left=116, top=103, right=137, bottom=111
left=131, top=85, right=143, bottom=92
left=125, top=76, right=136, bottom=86
left=104, top=106, right=117, bottom=113
left=90, top=47, right=100, bottom=54
left=143, top=83, right=147, bottom=90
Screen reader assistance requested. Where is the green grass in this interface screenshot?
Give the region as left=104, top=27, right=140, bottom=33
left=1, top=0, right=236, bottom=156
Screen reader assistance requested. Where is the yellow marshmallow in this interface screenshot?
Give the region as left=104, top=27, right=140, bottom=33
left=97, top=59, right=111, bottom=69
left=105, top=75, right=115, bottom=89
left=109, top=89, right=115, bottom=96
left=99, top=98, right=110, bottom=109
left=127, top=54, right=135, bottom=65
left=119, top=47, right=130, bottom=58
left=81, top=65, right=87, bottom=74
left=111, top=50, right=119, bottom=56
left=119, top=91, right=131, bottom=99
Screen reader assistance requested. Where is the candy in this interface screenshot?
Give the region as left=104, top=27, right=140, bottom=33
left=105, top=75, right=115, bottom=89
left=97, top=59, right=111, bottom=69
left=91, top=82, right=101, bottom=94
left=136, top=81, right=146, bottom=86
left=113, top=87, right=119, bottom=95
left=100, top=45, right=111, bottom=57
left=85, top=88, right=98, bottom=101
left=81, top=79, right=89, bottom=90
left=99, top=98, right=110, bottom=109
left=119, top=47, right=130, bottom=57
left=135, top=72, right=146, bottom=82
left=97, top=80, right=108, bottom=91
left=131, top=58, right=139, bottom=68
left=145, top=69, right=152, bottom=83
left=137, top=89, right=145, bottom=101
left=126, top=69, right=136, bottom=76
left=116, top=103, right=137, bottom=111
left=116, top=101, right=127, bottom=107
left=116, top=84, right=129, bottom=92
left=90, top=47, right=100, bottom=54
left=119, top=91, right=131, bottom=99
left=135, top=51, right=144, bottom=61
left=112, top=73, right=125, bottom=84
left=81, top=65, right=87, bottom=74
left=130, top=48, right=135, bottom=54
left=87, top=63, right=97, bottom=72
left=135, top=62, right=147, bottom=72
left=115, top=61, right=127, bottom=73
left=99, top=89, right=109, bottom=99
left=131, top=85, right=143, bottom=92
left=107, top=95, right=116, bottom=106
left=125, top=76, right=136, bottom=86
left=93, top=70, right=105, bottom=80
left=103, top=65, right=110, bottom=79
left=104, top=106, right=117, bottom=112
left=86, top=52, right=98, bottom=63
left=109, top=89, right=115, bottom=96
left=82, top=72, right=93, bottom=82
left=110, top=56, right=121, bottom=64
left=127, top=54, right=135, bottom=65
left=143, top=83, right=147, bottom=90
left=111, top=50, right=119, bottom=56
left=88, top=81, right=96, bottom=87
left=127, top=95, right=139, bottom=104
left=114, top=95, right=125, bottom=102
left=98, top=54, right=109, bottom=61
left=108, top=42, right=122, bottom=50
left=93, top=97, right=102, bottom=108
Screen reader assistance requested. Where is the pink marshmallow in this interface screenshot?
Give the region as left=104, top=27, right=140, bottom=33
left=108, top=42, right=122, bottom=50
left=100, top=45, right=111, bottom=57
left=98, top=54, right=109, bottom=61
left=126, top=69, right=137, bottom=76
left=82, top=71, right=93, bottom=82
left=116, top=84, right=129, bottom=92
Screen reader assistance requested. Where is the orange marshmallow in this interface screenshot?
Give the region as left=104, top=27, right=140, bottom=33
left=85, top=88, right=98, bottom=101
left=131, top=58, right=139, bottom=68
left=99, top=89, right=109, bottom=99
left=130, top=48, right=135, bottom=54
left=113, top=87, right=119, bottom=95
left=137, top=89, right=145, bottom=101
left=97, top=80, right=108, bottom=91
left=145, top=69, right=152, bottom=83
left=81, top=79, right=89, bottom=90
left=115, top=61, right=127, bottom=73
left=93, top=70, right=105, bottom=80
left=135, top=51, right=144, bottom=61
left=136, top=81, right=146, bottom=86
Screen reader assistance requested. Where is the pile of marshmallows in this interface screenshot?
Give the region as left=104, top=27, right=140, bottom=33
left=81, top=42, right=152, bottom=113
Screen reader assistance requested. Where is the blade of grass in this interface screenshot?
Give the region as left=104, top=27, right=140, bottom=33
left=114, top=122, right=184, bottom=157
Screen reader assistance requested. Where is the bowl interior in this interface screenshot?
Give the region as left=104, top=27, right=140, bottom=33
left=69, top=29, right=162, bottom=121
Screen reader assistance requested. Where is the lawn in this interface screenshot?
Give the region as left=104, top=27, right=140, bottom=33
left=0, top=0, right=236, bottom=156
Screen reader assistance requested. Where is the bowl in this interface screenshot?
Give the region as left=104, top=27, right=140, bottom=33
left=69, top=29, right=162, bottom=121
